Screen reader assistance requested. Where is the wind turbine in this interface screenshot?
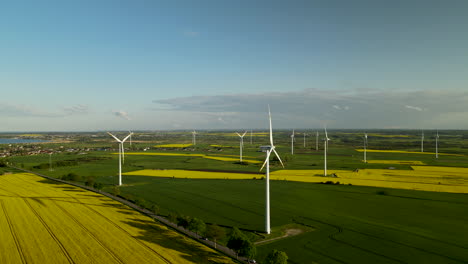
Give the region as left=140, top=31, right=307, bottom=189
left=421, top=130, right=424, bottom=152
left=436, top=130, right=439, bottom=159
left=260, top=105, right=284, bottom=234
left=303, top=132, right=306, bottom=148
left=364, top=133, right=368, bottom=163
left=236, top=131, right=247, bottom=162
left=291, top=129, right=295, bottom=155
left=108, top=132, right=133, bottom=186
left=324, top=127, right=331, bottom=176
left=316, top=131, right=319, bottom=151
left=192, top=130, right=197, bottom=145
left=128, top=131, right=132, bottom=146
left=250, top=130, right=253, bottom=145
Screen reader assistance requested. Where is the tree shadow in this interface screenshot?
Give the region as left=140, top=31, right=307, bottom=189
left=123, top=218, right=236, bottom=264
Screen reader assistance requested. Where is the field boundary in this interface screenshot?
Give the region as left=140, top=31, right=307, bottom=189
left=7, top=165, right=248, bottom=264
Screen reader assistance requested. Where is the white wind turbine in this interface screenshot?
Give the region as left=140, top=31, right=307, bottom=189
left=260, top=106, right=284, bottom=234
left=108, top=132, right=133, bottom=186
left=250, top=130, right=253, bottom=145
left=303, top=132, right=306, bottom=148
left=291, top=129, right=295, bottom=155
left=128, top=131, right=132, bottom=146
left=364, top=133, right=368, bottom=163
left=324, top=127, right=331, bottom=176
left=236, top=131, right=247, bottom=162
left=316, top=131, right=319, bottom=151
left=192, top=130, right=197, bottom=145
left=421, top=130, right=424, bottom=152
left=436, top=130, right=439, bottom=159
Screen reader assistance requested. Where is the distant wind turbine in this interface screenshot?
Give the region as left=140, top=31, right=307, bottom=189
left=316, top=131, right=319, bottom=151
left=192, top=131, right=197, bottom=145
left=364, top=133, right=368, bottom=163
left=291, top=129, right=295, bottom=155
left=436, top=130, right=439, bottom=159
left=250, top=130, right=253, bottom=145
left=129, top=131, right=132, bottom=146
left=236, top=131, right=247, bottom=162
left=260, top=105, right=284, bottom=234
left=421, top=130, right=424, bottom=152
left=108, top=132, right=133, bottom=186
left=303, top=132, right=306, bottom=148
left=324, top=127, right=331, bottom=176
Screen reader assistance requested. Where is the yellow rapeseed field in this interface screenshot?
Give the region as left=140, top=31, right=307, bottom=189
left=123, top=167, right=468, bottom=194
left=154, top=144, right=193, bottom=148
left=118, top=152, right=261, bottom=164
left=365, top=160, right=426, bottom=165
left=0, top=173, right=235, bottom=264
left=355, top=149, right=464, bottom=156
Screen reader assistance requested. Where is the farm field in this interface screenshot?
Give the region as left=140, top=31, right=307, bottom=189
left=0, top=173, right=235, bottom=264
left=118, top=177, right=468, bottom=264
left=3, top=129, right=468, bottom=263
left=123, top=166, right=468, bottom=193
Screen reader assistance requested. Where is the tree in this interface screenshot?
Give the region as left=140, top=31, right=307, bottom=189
left=227, top=227, right=255, bottom=259
left=205, top=224, right=225, bottom=248
left=85, top=176, right=95, bottom=187
left=150, top=204, right=159, bottom=215
left=264, top=249, right=288, bottom=264
left=188, top=217, right=206, bottom=236
left=176, top=215, right=191, bottom=229
left=239, top=239, right=256, bottom=259
left=168, top=212, right=177, bottom=223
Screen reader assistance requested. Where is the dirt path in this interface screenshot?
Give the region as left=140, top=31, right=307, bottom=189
left=255, top=229, right=304, bottom=245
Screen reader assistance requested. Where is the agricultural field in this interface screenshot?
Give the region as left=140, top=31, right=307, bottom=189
left=0, top=172, right=235, bottom=264
left=3, top=129, right=468, bottom=263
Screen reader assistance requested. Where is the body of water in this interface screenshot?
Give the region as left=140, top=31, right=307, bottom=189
left=0, top=138, right=49, bottom=144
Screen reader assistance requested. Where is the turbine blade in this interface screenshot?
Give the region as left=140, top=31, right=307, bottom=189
left=242, top=131, right=247, bottom=137
left=272, top=147, right=285, bottom=168
left=268, top=105, right=273, bottom=145
left=107, top=132, right=122, bottom=142
left=122, top=132, right=133, bottom=143
left=121, top=143, right=125, bottom=164
left=259, top=150, right=272, bottom=171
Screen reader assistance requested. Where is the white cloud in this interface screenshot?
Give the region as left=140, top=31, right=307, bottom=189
left=405, top=105, right=423, bottom=111
left=63, top=104, right=89, bottom=115
left=112, top=110, right=130, bottom=120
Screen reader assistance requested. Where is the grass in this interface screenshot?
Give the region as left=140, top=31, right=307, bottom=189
left=0, top=173, right=236, bottom=263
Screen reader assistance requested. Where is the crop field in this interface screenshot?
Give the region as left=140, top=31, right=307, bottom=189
left=4, top=129, right=468, bottom=263
left=365, top=160, right=426, bottom=165
left=154, top=144, right=193, bottom=148
left=123, top=166, right=468, bottom=193
left=0, top=173, right=235, bottom=264
left=118, top=177, right=468, bottom=264
left=118, top=152, right=262, bottom=164
left=356, top=149, right=465, bottom=156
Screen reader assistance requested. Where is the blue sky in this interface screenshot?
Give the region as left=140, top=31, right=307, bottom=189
left=1, top=0, right=467, bottom=131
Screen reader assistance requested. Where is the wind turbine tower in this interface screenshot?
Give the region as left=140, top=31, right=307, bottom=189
left=303, top=132, right=306, bottom=148
left=260, top=106, right=284, bottom=234
left=192, top=131, right=197, bottom=145
left=324, top=128, right=331, bottom=176
left=236, top=131, right=247, bottom=162
left=421, top=130, right=424, bottom=152
left=316, top=131, right=319, bottom=151
left=364, top=133, right=368, bottom=163
left=291, top=130, right=295, bottom=155
left=108, top=132, right=133, bottom=186
left=250, top=130, right=253, bottom=145
left=436, top=131, right=439, bottom=159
